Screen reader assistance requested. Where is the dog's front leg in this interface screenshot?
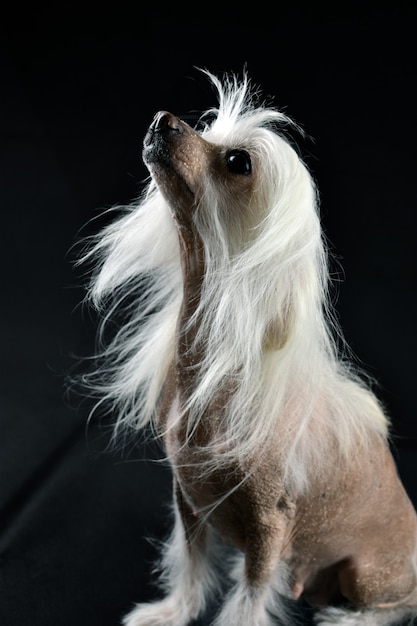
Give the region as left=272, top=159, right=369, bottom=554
left=213, top=510, right=293, bottom=626
left=123, top=480, right=219, bottom=626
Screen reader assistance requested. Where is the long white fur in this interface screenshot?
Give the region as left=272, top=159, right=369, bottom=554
left=82, top=72, right=387, bottom=493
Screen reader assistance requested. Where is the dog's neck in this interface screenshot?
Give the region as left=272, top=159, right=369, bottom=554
left=174, top=219, right=205, bottom=381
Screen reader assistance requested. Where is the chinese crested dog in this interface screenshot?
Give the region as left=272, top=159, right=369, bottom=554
left=83, top=72, right=417, bottom=625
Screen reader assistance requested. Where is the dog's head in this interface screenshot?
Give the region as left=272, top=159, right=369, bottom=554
left=143, top=109, right=255, bottom=230
left=141, top=74, right=317, bottom=260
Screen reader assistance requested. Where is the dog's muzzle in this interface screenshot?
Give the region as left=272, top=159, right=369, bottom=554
left=143, top=111, right=185, bottom=164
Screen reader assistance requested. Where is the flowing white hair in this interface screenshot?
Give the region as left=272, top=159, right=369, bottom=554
left=81, top=72, right=388, bottom=490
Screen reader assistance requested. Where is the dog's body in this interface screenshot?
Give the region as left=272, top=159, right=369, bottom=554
left=85, top=73, right=417, bottom=625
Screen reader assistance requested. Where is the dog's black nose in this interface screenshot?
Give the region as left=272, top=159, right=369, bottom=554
left=144, top=111, right=184, bottom=151
left=152, top=111, right=184, bottom=134
left=145, top=111, right=184, bottom=144
left=143, top=111, right=190, bottom=167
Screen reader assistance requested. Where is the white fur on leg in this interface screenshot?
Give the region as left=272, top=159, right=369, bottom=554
left=314, top=605, right=417, bottom=626
left=213, top=560, right=295, bottom=626
left=212, top=580, right=275, bottom=626
left=123, top=505, right=219, bottom=626
left=219, top=554, right=297, bottom=626
left=122, top=594, right=194, bottom=626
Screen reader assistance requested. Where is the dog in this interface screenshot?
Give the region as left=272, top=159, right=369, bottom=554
left=83, top=71, right=417, bottom=625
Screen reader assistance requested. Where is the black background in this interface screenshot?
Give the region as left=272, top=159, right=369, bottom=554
left=0, top=6, right=416, bottom=625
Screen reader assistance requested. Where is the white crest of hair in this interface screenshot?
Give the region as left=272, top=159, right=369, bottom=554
left=83, top=71, right=388, bottom=492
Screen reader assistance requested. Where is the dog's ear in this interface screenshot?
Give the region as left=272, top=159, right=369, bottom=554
left=263, top=316, right=292, bottom=351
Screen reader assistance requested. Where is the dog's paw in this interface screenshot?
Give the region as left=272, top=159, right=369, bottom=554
left=314, top=606, right=363, bottom=626
left=315, top=605, right=417, bottom=626
left=122, top=597, right=191, bottom=626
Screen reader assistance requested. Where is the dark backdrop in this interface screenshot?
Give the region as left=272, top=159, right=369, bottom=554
left=0, top=6, right=415, bottom=625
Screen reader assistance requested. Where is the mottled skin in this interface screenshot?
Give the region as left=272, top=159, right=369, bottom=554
left=143, top=111, right=417, bottom=613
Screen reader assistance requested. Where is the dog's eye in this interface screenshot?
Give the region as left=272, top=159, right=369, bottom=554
left=225, top=149, right=252, bottom=176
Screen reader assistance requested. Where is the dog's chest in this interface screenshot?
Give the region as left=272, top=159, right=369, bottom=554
left=164, top=393, right=236, bottom=504
left=163, top=393, right=292, bottom=549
